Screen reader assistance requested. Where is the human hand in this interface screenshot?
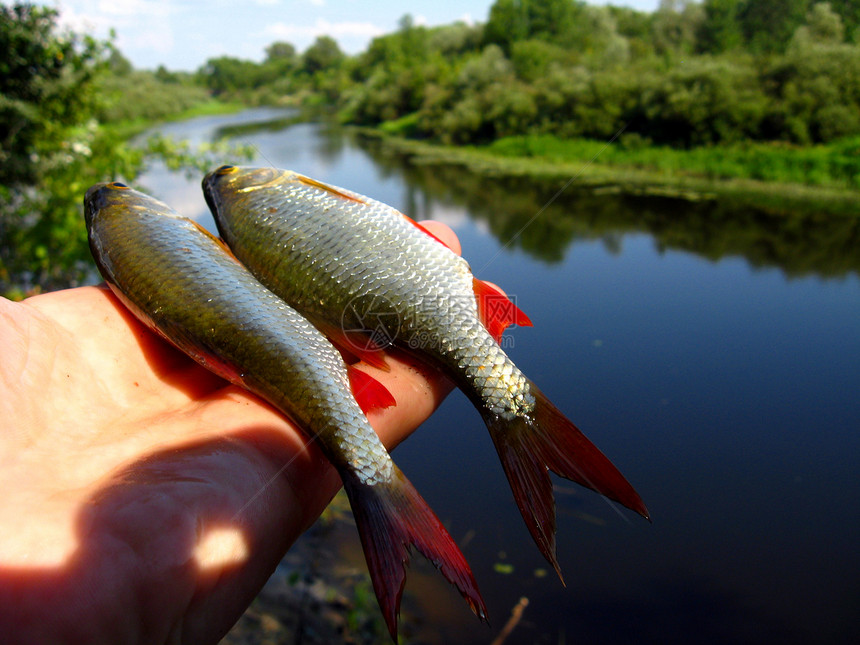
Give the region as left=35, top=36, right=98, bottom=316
left=0, top=222, right=461, bottom=644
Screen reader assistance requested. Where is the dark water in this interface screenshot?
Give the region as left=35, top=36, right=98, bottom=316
left=139, top=109, right=860, bottom=644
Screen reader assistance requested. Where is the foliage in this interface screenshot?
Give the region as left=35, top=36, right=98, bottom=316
left=0, top=3, right=246, bottom=298
left=184, top=0, right=860, bottom=151
left=484, top=0, right=583, bottom=53
left=96, top=71, right=211, bottom=122
left=360, top=135, right=860, bottom=274
left=302, top=36, right=345, bottom=75
left=736, top=0, right=810, bottom=53
left=638, top=55, right=769, bottom=146
left=0, top=3, right=108, bottom=186
left=241, top=1, right=859, bottom=151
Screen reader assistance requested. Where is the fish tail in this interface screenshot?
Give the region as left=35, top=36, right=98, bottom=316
left=483, top=379, right=649, bottom=580
left=342, top=466, right=488, bottom=642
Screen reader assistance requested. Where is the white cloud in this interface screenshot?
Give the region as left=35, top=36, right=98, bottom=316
left=55, top=0, right=172, bottom=45
left=260, top=18, right=384, bottom=42
left=56, top=0, right=170, bottom=28
left=95, top=0, right=171, bottom=18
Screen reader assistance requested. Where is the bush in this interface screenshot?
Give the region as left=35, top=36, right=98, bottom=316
left=638, top=55, right=768, bottom=146
left=96, top=71, right=210, bottom=123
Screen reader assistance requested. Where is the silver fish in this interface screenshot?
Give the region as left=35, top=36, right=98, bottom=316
left=203, top=166, right=650, bottom=579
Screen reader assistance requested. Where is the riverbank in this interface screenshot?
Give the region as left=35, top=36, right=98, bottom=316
left=107, top=99, right=248, bottom=141
left=358, top=128, right=860, bottom=217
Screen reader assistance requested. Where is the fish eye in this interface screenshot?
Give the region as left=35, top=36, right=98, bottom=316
left=215, top=165, right=237, bottom=175
left=108, top=182, right=129, bottom=189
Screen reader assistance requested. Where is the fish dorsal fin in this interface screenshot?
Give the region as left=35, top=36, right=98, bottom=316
left=473, top=277, right=533, bottom=342
left=347, top=365, right=396, bottom=413
left=190, top=219, right=243, bottom=264
left=404, top=215, right=454, bottom=250
left=298, top=175, right=366, bottom=204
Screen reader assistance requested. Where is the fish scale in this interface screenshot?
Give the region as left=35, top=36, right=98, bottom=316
left=85, top=182, right=487, bottom=641
left=204, top=166, right=650, bottom=584
left=87, top=185, right=392, bottom=482
left=218, top=170, right=534, bottom=419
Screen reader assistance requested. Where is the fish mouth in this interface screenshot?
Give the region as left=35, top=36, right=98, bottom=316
left=203, top=165, right=284, bottom=220
left=201, top=169, right=223, bottom=222
left=83, top=181, right=131, bottom=227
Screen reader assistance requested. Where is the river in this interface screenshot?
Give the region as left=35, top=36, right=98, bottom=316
left=138, top=108, right=860, bottom=644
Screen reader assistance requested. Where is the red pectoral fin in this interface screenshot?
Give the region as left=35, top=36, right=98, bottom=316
left=347, top=365, right=396, bottom=413
left=473, top=277, right=533, bottom=343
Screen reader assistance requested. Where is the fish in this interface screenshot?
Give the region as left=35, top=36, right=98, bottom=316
left=203, top=165, right=650, bottom=579
left=84, top=181, right=487, bottom=641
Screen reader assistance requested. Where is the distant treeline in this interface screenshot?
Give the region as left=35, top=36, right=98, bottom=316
left=194, top=0, right=860, bottom=148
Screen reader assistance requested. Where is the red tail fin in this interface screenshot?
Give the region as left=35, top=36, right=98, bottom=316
left=483, top=379, right=649, bottom=579
left=342, top=467, right=488, bottom=642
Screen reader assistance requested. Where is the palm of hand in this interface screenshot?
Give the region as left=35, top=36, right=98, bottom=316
left=0, top=279, right=452, bottom=642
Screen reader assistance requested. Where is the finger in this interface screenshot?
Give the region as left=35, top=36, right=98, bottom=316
left=355, top=349, right=454, bottom=451
left=417, top=220, right=461, bottom=256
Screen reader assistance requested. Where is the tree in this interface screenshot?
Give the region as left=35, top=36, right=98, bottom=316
left=107, top=47, right=134, bottom=75
left=697, top=0, right=744, bottom=53
left=484, top=0, right=583, bottom=53
left=651, top=0, right=705, bottom=56
left=774, top=3, right=860, bottom=142
left=1, top=3, right=115, bottom=295
left=265, top=41, right=296, bottom=62
left=1, top=4, right=243, bottom=298
left=0, top=3, right=107, bottom=186
left=737, top=0, right=810, bottom=53
left=302, top=36, right=344, bottom=75
left=819, top=0, right=860, bottom=41
left=794, top=2, right=845, bottom=43
left=200, top=56, right=261, bottom=94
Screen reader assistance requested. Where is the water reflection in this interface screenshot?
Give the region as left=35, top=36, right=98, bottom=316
left=355, top=134, right=860, bottom=277
left=213, top=113, right=307, bottom=140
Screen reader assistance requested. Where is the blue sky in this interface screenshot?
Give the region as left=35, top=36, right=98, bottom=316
left=43, top=0, right=660, bottom=71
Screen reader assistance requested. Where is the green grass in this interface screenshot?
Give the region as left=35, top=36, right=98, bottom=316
left=358, top=128, right=860, bottom=216
left=487, top=134, right=860, bottom=190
